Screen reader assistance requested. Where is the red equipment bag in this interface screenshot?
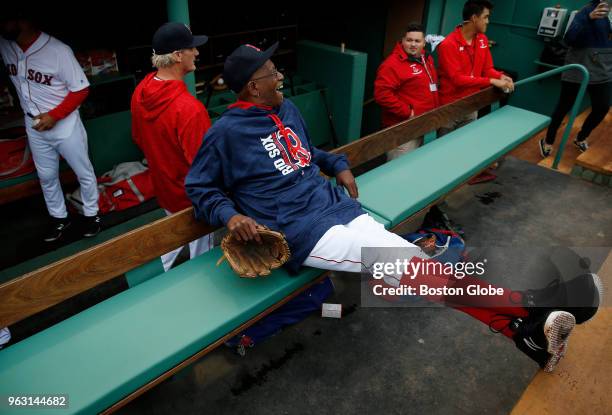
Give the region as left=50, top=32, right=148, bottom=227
left=0, top=127, right=35, bottom=180
left=66, top=161, right=155, bottom=214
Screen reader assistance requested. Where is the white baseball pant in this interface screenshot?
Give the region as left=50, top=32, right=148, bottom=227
left=160, top=210, right=214, bottom=271
left=303, top=213, right=426, bottom=283
left=27, top=118, right=98, bottom=218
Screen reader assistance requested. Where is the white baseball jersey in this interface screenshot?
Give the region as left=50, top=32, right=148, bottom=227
left=0, top=32, right=90, bottom=138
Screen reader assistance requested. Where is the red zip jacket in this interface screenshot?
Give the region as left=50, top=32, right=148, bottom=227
left=131, top=72, right=211, bottom=212
left=437, top=26, right=503, bottom=105
left=374, top=43, right=440, bottom=128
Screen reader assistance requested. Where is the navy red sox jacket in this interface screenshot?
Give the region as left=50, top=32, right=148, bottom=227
left=186, top=99, right=365, bottom=273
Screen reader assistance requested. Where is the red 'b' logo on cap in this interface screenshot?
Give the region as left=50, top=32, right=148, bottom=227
left=245, top=44, right=262, bottom=52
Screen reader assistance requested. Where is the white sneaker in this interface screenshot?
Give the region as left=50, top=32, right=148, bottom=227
left=573, top=139, right=589, bottom=153
left=539, top=139, right=553, bottom=158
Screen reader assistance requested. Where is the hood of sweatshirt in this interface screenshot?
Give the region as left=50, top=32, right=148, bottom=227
left=133, top=72, right=187, bottom=120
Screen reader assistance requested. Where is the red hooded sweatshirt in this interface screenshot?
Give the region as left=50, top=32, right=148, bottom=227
left=437, top=26, right=503, bottom=105
left=374, top=42, right=440, bottom=128
left=131, top=72, right=211, bottom=212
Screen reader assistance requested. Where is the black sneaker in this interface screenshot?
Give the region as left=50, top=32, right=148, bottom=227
left=43, top=217, right=71, bottom=242
left=517, top=273, right=603, bottom=324
left=507, top=310, right=575, bottom=372
left=83, top=215, right=101, bottom=238
left=574, top=139, right=589, bottom=153
left=538, top=139, right=552, bottom=158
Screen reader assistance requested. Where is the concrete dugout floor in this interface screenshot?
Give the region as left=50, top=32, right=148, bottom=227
left=120, top=157, right=612, bottom=415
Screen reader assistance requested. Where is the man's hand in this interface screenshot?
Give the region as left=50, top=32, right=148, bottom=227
left=590, top=2, right=610, bottom=20
left=491, top=78, right=514, bottom=93
left=227, top=214, right=262, bottom=243
left=500, top=75, right=515, bottom=92
left=336, top=169, right=358, bottom=199
left=32, top=113, right=58, bottom=132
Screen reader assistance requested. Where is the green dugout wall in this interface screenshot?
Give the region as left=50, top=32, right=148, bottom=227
left=297, top=41, right=368, bottom=145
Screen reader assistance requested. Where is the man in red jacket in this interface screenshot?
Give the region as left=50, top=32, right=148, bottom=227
left=131, top=22, right=213, bottom=271
left=374, top=23, right=440, bottom=159
left=437, top=0, right=514, bottom=135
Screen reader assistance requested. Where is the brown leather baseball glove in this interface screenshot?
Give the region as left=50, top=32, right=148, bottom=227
left=217, top=226, right=291, bottom=278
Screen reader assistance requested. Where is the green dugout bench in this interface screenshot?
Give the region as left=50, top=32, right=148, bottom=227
left=0, top=85, right=552, bottom=414
left=356, top=105, right=550, bottom=227
left=0, top=255, right=324, bottom=414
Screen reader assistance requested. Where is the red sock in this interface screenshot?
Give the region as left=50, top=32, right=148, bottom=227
left=397, top=257, right=529, bottom=338
left=455, top=307, right=527, bottom=339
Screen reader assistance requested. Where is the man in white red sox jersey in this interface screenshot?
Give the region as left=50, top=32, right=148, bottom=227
left=0, top=10, right=100, bottom=242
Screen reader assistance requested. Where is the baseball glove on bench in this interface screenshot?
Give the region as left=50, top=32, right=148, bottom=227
left=217, top=226, right=291, bottom=278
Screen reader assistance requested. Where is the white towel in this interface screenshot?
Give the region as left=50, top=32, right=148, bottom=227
left=0, top=327, right=11, bottom=348
left=425, top=34, right=446, bottom=52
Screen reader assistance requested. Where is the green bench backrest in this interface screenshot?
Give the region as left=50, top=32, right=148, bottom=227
left=84, top=111, right=143, bottom=175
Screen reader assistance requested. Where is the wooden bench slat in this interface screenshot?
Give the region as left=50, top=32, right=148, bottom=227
left=334, top=87, right=504, bottom=167
left=0, top=209, right=214, bottom=327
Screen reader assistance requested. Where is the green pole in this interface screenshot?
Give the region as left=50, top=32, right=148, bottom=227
left=424, top=0, right=446, bottom=35
left=514, top=64, right=590, bottom=170
left=166, top=0, right=197, bottom=97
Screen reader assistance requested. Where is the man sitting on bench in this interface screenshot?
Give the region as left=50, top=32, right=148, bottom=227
left=186, top=43, right=601, bottom=373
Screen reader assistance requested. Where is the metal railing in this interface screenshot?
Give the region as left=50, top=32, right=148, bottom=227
left=514, top=64, right=590, bottom=169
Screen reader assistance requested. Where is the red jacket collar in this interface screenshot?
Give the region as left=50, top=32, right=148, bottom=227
left=392, top=42, right=428, bottom=63
left=228, top=100, right=273, bottom=111
left=407, top=53, right=430, bottom=64
left=451, top=26, right=485, bottom=47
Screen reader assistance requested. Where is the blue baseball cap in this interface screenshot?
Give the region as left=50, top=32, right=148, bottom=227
left=152, top=22, right=208, bottom=55
left=223, top=42, right=279, bottom=93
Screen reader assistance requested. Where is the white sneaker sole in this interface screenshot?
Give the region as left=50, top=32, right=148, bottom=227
left=591, top=273, right=604, bottom=305
left=543, top=311, right=576, bottom=372
left=43, top=222, right=71, bottom=242
left=580, top=273, right=604, bottom=324
left=83, top=228, right=101, bottom=238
